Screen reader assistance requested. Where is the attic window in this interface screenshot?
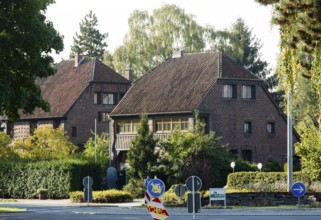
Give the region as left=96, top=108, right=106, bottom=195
left=242, top=85, right=256, bottom=99
left=102, top=93, right=114, bottom=105
left=222, top=84, right=236, bottom=99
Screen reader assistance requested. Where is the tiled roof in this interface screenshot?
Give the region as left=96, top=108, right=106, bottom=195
left=111, top=52, right=259, bottom=116
left=21, top=58, right=130, bottom=119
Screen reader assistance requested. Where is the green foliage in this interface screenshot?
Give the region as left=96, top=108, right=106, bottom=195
left=209, top=18, right=281, bottom=105
left=262, top=160, right=283, bottom=172
left=11, top=125, right=77, bottom=161
left=69, top=189, right=133, bottom=203
left=127, top=114, right=158, bottom=180
left=82, top=132, right=109, bottom=165
left=108, top=4, right=205, bottom=78
left=157, top=128, right=232, bottom=188
left=227, top=171, right=319, bottom=192
left=0, top=159, right=102, bottom=199
left=0, top=0, right=63, bottom=120
left=296, top=127, right=321, bottom=181
left=0, top=132, right=18, bottom=160
left=70, top=10, right=107, bottom=60
left=122, top=179, right=145, bottom=199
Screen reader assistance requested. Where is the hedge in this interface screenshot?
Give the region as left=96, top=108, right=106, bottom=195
left=69, top=189, right=133, bottom=203
left=0, top=159, right=102, bottom=199
left=227, top=172, right=321, bottom=192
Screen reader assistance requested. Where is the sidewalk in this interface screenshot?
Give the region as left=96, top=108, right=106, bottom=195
left=11, top=199, right=145, bottom=207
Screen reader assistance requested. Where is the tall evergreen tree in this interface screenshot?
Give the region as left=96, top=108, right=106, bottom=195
left=0, top=0, right=63, bottom=120
left=70, top=10, right=108, bottom=60
left=127, top=114, right=158, bottom=179
left=209, top=18, right=282, bottom=105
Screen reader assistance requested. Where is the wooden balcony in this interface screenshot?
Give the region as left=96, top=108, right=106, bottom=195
left=115, top=133, right=170, bottom=151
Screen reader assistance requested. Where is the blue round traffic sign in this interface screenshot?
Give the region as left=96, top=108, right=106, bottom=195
left=291, top=182, right=306, bottom=197
left=147, top=179, right=165, bottom=197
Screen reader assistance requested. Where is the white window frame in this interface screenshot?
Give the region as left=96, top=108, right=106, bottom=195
left=223, top=84, right=233, bottom=98
left=102, top=93, right=114, bottom=105
left=242, top=85, right=252, bottom=99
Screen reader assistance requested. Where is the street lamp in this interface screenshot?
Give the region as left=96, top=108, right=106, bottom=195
left=230, top=161, right=235, bottom=173
left=257, top=163, right=263, bottom=172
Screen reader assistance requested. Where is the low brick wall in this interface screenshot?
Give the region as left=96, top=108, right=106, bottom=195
left=207, top=192, right=321, bottom=206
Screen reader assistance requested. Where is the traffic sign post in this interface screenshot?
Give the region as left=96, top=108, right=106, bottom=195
left=82, top=176, right=93, bottom=206
left=291, top=182, right=306, bottom=207
left=174, top=184, right=186, bottom=204
left=145, top=177, right=169, bottom=220
left=185, top=176, right=202, bottom=220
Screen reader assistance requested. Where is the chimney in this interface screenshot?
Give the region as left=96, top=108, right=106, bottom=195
left=74, top=54, right=83, bottom=67
left=125, top=65, right=133, bottom=82
left=172, top=49, right=183, bottom=58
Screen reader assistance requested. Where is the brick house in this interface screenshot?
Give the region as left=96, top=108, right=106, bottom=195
left=4, top=55, right=131, bottom=148
left=110, top=52, right=299, bottom=169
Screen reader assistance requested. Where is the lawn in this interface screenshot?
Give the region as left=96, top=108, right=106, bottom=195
left=0, top=207, right=26, bottom=212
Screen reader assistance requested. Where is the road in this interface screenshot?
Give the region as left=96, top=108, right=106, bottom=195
left=1, top=203, right=321, bottom=220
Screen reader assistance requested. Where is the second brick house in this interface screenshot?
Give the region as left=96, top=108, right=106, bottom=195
left=110, top=51, right=299, bottom=169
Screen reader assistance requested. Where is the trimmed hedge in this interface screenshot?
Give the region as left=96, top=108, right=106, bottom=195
left=69, top=189, right=133, bottom=203
left=227, top=172, right=321, bottom=192
left=0, top=159, right=102, bottom=199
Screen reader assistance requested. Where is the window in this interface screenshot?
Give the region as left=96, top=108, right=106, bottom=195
left=98, top=112, right=110, bottom=122
left=155, top=118, right=189, bottom=132
left=102, top=93, right=114, bottom=105
left=223, top=84, right=236, bottom=99
left=244, top=122, right=252, bottom=134
left=242, top=85, right=255, bottom=99
left=267, top=122, right=275, bottom=134
left=94, top=92, right=101, bottom=104
left=71, top=126, right=77, bottom=137
left=116, top=120, right=139, bottom=133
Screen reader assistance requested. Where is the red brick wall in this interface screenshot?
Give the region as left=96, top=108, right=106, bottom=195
left=198, top=80, right=298, bottom=165
left=65, top=82, right=131, bottom=147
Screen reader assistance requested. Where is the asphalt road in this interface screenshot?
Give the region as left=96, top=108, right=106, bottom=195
left=1, top=203, right=321, bottom=220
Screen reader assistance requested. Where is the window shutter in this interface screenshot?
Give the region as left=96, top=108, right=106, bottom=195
left=97, top=92, right=101, bottom=104
left=98, top=112, right=102, bottom=122
left=232, top=84, right=237, bottom=99
left=251, top=85, right=256, bottom=99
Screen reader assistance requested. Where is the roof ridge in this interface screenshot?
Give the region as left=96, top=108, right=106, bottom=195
left=219, top=52, right=222, bottom=78
left=91, top=58, right=96, bottom=81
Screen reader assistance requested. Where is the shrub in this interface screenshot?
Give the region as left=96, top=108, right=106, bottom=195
left=227, top=171, right=321, bottom=192
left=0, top=159, right=102, bottom=199
left=69, top=190, right=133, bottom=203
left=123, top=179, right=145, bottom=199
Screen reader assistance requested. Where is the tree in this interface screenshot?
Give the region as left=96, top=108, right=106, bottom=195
left=82, top=132, right=109, bottom=165
left=70, top=10, right=108, bottom=60
left=0, top=132, right=18, bottom=160
left=0, top=0, right=63, bottom=120
left=296, top=126, right=321, bottom=181
left=156, top=115, right=232, bottom=188
left=127, top=114, right=158, bottom=180
left=208, top=18, right=282, bottom=105
left=107, top=4, right=205, bottom=78
left=12, top=125, right=77, bottom=160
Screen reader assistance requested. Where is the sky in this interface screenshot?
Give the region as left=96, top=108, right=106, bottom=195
left=46, top=0, right=279, bottom=69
